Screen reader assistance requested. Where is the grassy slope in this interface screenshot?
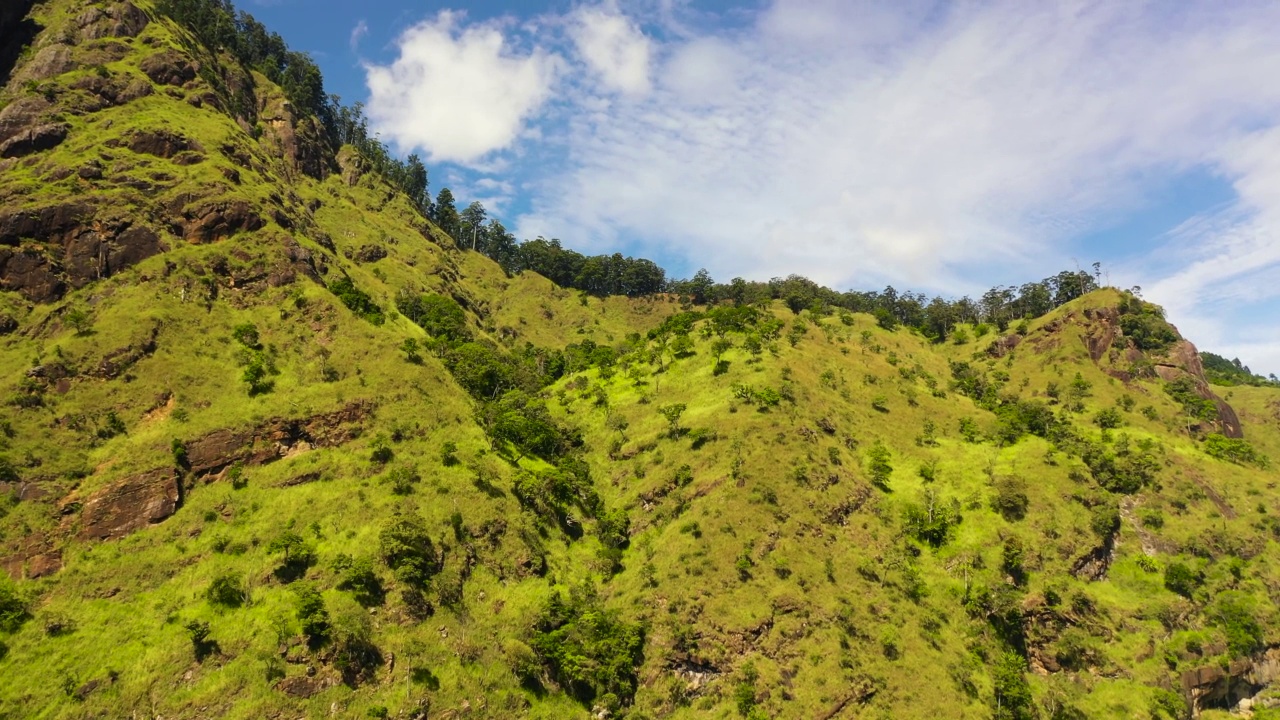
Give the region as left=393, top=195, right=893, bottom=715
left=0, top=3, right=1278, bottom=719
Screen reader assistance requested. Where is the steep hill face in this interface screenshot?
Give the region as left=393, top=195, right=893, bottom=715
left=1, top=3, right=1279, bottom=720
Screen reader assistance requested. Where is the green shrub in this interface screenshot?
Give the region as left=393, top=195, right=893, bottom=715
left=1093, top=407, right=1123, bottom=429
left=992, top=477, right=1029, bottom=521
left=231, top=322, right=261, bottom=349
left=439, top=441, right=459, bottom=466
left=385, top=464, right=420, bottom=495
left=0, top=579, right=29, bottom=632
left=1203, top=433, right=1269, bottom=467
left=397, top=292, right=468, bottom=341
left=293, top=582, right=330, bottom=643
left=530, top=586, right=645, bottom=707
left=329, top=277, right=384, bottom=325
left=903, top=491, right=962, bottom=547
left=1211, top=592, right=1263, bottom=658
left=1163, top=561, right=1202, bottom=599
left=205, top=573, right=246, bottom=608
left=992, top=651, right=1035, bottom=719
left=866, top=441, right=893, bottom=490
left=379, top=516, right=439, bottom=587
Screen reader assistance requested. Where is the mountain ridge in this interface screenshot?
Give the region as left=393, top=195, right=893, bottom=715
left=0, top=2, right=1278, bottom=720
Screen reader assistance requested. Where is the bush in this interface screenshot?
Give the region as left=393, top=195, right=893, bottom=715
left=1089, top=504, right=1120, bottom=540
left=231, top=322, right=261, bottom=349
left=205, top=573, right=246, bottom=608
left=0, top=579, right=29, bottom=633
left=530, top=587, right=645, bottom=707
left=1163, top=561, right=1202, bottom=599
left=866, top=441, right=893, bottom=490
left=385, top=464, right=420, bottom=495
left=397, top=292, right=467, bottom=341
left=379, top=516, right=439, bottom=587
left=329, top=277, right=385, bottom=325
left=991, top=477, right=1029, bottom=521
left=1093, top=407, right=1123, bottom=429
left=1204, top=433, right=1269, bottom=467
left=902, top=491, right=961, bottom=547
left=439, top=441, right=459, bottom=466
left=992, top=651, right=1035, bottom=720
left=1212, top=591, right=1263, bottom=658
left=184, top=619, right=216, bottom=660
left=293, top=582, right=330, bottom=643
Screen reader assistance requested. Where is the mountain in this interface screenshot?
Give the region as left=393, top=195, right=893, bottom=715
left=1, top=2, right=1279, bottom=719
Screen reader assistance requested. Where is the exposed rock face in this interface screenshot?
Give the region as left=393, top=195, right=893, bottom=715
left=139, top=49, right=197, bottom=87
left=0, top=96, right=52, bottom=146
left=127, top=129, right=204, bottom=159
left=167, top=198, right=264, bottom=243
left=72, top=467, right=181, bottom=541
left=1081, top=307, right=1121, bottom=362
left=75, top=2, right=149, bottom=41
left=1182, top=648, right=1280, bottom=716
left=0, top=122, right=67, bottom=158
left=986, top=333, right=1022, bottom=358
left=1074, top=306, right=1244, bottom=438
left=11, top=43, right=75, bottom=85
left=0, top=246, right=64, bottom=301
left=68, top=73, right=152, bottom=112
left=1155, top=340, right=1244, bottom=438
left=0, top=532, right=61, bottom=580
left=259, top=96, right=333, bottom=180
left=185, top=400, right=374, bottom=477
left=0, top=203, right=166, bottom=301
left=354, top=244, right=387, bottom=263
left=90, top=324, right=160, bottom=379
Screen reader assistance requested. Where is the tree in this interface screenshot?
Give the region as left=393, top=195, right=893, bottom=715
left=403, top=154, right=429, bottom=214
left=992, top=652, right=1035, bottom=719
left=379, top=516, right=439, bottom=587
left=711, top=338, right=733, bottom=374
left=459, top=201, right=487, bottom=249
left=65, top=308, right=92, bottom=335
left=432, top=188, right=459, bottom=239
left=866, top=441, right=893, bottom=490
left=658, top=403, right=687, bottom=438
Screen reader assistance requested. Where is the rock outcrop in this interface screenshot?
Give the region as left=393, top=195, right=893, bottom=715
left=1155, top=340, right=1244, bottom=438
left=0, top=203, right=166, bottom=301
left=69, top=467, right=181, bottom=542
left=0, top=121, right=67, bottom=158
left=1182, top=648, right=1280, bottom=716
left=185, top=400, right=374, bottom=477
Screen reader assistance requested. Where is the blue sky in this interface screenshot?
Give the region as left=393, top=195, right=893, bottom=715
left=249, top=0, right=1280, bottom=375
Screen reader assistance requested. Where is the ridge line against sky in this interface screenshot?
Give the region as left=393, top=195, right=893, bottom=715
left=253, top=0, right=1280, bottom=374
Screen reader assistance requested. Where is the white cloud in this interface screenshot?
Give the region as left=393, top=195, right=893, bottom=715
left=568, top=4, right=652, bottom=95
left=363, top=11, right=559, bottom=164
left=349, top=20, right=368, bottom=52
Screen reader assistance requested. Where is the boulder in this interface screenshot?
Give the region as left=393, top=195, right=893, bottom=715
left=11, top=44, right=75, bottom=85
left=0, top=246, right=65, bottom=302
left=127, top=129, right=204, bottom=159
left=75, top=2, right=149, bottom=40
left=139, top=49, right=197, bottom=87
left=0, top=95, right=53, bottom=145
left=0, top=122, right=67, bottom=158
left=170, top=200, right=264, bottom=243
left=74, top=467, right=180, bottom=541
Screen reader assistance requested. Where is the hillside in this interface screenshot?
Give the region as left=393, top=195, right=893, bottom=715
left=1, top=2, right=1279, bottom=720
